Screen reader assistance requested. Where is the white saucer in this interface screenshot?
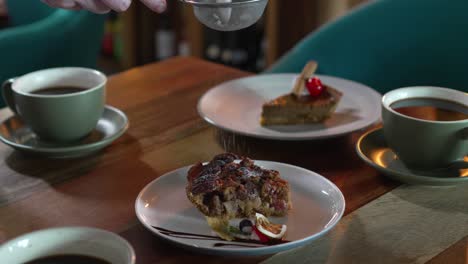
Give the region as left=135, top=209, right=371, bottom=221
left=0, top=105, right=128, bottom=158
left=356, top=128, right=468, bottom=186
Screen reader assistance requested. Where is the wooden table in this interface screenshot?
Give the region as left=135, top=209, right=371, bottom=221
left=0, top=57, right=463, bottom=263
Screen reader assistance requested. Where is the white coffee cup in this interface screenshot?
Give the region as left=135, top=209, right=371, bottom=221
left=0, top=227, right=135, bottom=264
left=382, top=86, right=467, bottom=170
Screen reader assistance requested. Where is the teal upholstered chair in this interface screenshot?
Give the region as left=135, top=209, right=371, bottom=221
left=0, top=1, right=106, bottom=107
left=267, top=0, right=468, bottom=94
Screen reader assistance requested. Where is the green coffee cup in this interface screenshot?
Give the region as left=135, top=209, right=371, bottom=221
left=382, top=87, right=467, bottom=170
left=1, top=68, right=106, bottom=142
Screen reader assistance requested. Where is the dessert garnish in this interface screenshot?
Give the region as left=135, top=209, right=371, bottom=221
left=254, top=213, right=287, bottom=239
left=306, top=77, right=326, bottom=97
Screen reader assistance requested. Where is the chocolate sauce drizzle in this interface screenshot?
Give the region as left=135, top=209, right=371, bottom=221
left=152, top=226, right=289, bottom=248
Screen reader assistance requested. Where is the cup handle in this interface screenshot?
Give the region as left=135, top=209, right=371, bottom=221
left=461, top=127, right=468, bottom=140
left=1, top=78, right=18, bottom=114
left=450, top=159, right=468, bottom=170
left=458, top=127, right=468, bottom=170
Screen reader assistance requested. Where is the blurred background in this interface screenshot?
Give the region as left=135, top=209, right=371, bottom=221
left=0, top=0, right=368, bottom=76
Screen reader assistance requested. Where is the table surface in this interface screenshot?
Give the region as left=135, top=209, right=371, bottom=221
left=0, top=57, right=463, bottom=263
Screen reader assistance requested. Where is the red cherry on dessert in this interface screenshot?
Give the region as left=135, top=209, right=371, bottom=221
left=253, top=226, right=270, bottom=243
left=306, top=77, right=325, bottom=97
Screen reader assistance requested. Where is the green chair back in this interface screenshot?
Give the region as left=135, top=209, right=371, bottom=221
left=267, top=0, right=468, bottom=94
left=7, top=0, right=56, bottom=26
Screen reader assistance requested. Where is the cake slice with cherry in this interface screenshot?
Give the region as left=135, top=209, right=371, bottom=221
left=260, top=61, right=343, bottom=126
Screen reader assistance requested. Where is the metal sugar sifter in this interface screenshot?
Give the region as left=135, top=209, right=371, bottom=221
left=179, top=0, right=269, bottom=31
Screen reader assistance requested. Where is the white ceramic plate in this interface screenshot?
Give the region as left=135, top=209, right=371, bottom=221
left=198, top=74, right=381, bottom=140
left=135, top=160, right=345, bottom=256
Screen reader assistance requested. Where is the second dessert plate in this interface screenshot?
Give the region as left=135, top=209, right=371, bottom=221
left=198, top=74, right=381, bottom=140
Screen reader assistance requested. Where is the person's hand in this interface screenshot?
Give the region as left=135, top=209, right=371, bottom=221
left=41, top=0, right=167, bottom=14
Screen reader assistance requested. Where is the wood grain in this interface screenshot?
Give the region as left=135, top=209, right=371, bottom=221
left=0, top=57, right=397, bottom=263
left=265, top=0, right=370, bottom=66
left=120, top=4, right=138, bottom=69
left=265, top=1, right=279, bottom=66
left=426, top=236, right=468, bottom=264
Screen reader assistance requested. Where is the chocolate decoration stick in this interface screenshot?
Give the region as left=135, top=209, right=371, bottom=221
left=292, top=61, right=318, bottom=97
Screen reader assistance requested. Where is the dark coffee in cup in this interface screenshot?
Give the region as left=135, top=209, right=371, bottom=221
left=31, top=86, right=87, bottom=95
left=390, top=98, right=468, bottom=122
left=24, top=254, right=111, bottom=264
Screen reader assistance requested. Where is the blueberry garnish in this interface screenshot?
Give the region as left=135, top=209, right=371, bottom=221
left=239, top=219, right=253, bottom=234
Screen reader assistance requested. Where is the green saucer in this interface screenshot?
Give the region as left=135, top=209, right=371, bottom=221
left=0, top=105, right=128, bottom=158
left=356, top=128, right=468, bottom=186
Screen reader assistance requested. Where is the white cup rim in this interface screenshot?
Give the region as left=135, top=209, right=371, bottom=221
left=0, top=226, right=135, bottom=264
left=12, top=67, right=107, bottom=98
left=382, top=86, right=468, bottom=124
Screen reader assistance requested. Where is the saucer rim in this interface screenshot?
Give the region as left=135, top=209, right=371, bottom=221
left=356, top=127, right=468, bottom=185
left=0, top=105, right=129, bottom=153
